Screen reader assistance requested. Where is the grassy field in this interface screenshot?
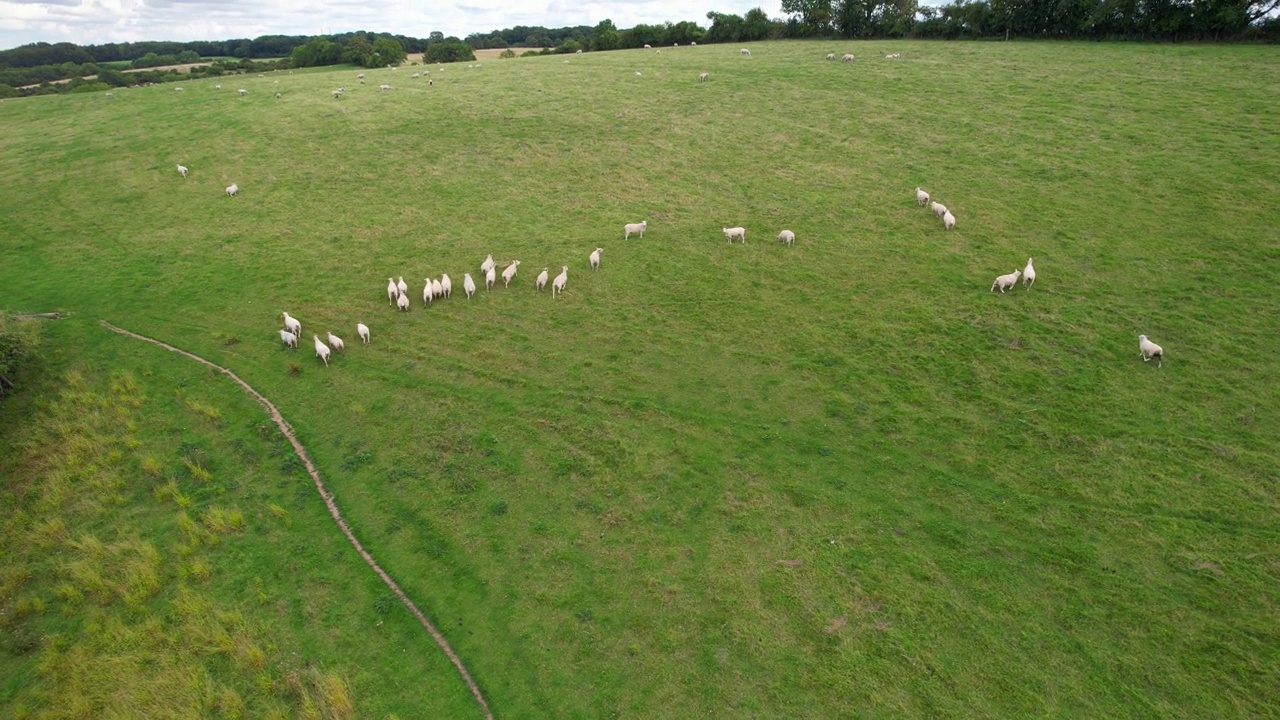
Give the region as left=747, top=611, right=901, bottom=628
left=2, top=40, right=1279, bottom=718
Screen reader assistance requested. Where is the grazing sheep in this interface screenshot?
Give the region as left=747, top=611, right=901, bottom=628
left=441, top=274, right=452, bottom=299
left=778, top=229, right=795, bottom=246
left=624, top=220, right=647, bottom=239
left=327, top=332, right=345, bottom=351
left=177, top=164, right=188, bottom=178
left=215, top=85, right=221, bottom=90
left=359, top=78, right=366, bottom=85
left=105, top=92, right=113, bottom=97
left=423, top=278, right=434, bottom=304
left=644, top=44, right=652, bottom=49
left=379, top=84, right=391, bottom=91
left=1023, top=258, right=1036, bottom=288
left=826, top=53, right=835, bottom=60
left=397, top=292, right=410, bottom=311
left=332, top=89, right=343, bottom=98
left=225, top=183, right=238, bottom=197
left=916, top=187, right=929, bottom=205
left=357, top=73, right=365, bottom=79
left=432, top=278, right=443, bottom=299
left=635, top=71, right=642, bottom=76
left=314, top=335, right=331, bottom=366
left=943, top=210, right=956, bottom=230
left=279, top=329, right=298, bottom=348
left=174, top=87, right=184, bottom=92
left=463, top=273, right=476, bottom=299
left=656, top=50, right=661, bottom=55
left=238, top=89, right=247, bottom=96
left=412, top=73, right=420, bottom=78
left=536, top=267, right=549, bottom=292
left=723, top=226, right=746, bottom=244
left=481, top=254, right=495, bottom=274
left=576, top=49, right=582, bottom=54
left=699, top=72, right=709, bottom=82
left=283, top=312, right=301, bottom=336
left=397, top=277, right=408, bottom=297
left=387, top=278, right=398, bottom=305
left=741, top=48, right=751, bottom=55
left=991, top=270, right=1021, bottom=293
left=357, top=323, right=370, bottom=344
left=842, top=54, right=855, bottom=62
left=930, top=201, right=948, bottom=217
left=485, top=266, right=496, bottom=291
left=502, top=261, right=520, bottom=287
left=1139, top=334, right=1163, bottom=368
left=275, top=92, right=282, bottom=99
left=589, top=247, right=603, bottom=270
left=691, top=41, right=697, bottom=46
left=552, top=266, right=568, bottom=297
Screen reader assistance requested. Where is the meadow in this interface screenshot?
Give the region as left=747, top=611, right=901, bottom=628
left=1, top=39, right=1279, bottom=718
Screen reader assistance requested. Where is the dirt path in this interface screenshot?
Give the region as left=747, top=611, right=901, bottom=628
left=100, top=321, right=494, bottom=720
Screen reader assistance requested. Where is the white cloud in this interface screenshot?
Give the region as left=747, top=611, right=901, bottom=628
left=0, top=0, right=783, bottom=49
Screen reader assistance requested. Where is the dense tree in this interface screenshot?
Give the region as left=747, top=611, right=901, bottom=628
left=371, top=36, right=407, bottom=66
left=424, top=40, right=476, bottom=63
left=290, top=37, right=342, bottom=67
left=341, top=34, right=374, bottom=66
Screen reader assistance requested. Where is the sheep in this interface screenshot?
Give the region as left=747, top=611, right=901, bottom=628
left=656, top=50, right=661, bottom=55
left=916, top=187, right=929, bottom=205
left=463, top=273, right=476, bottom=299
left=412, top=73, right=420, bottom=79
left=991, top=270, right=1021, bottom=293
left=778, top=229, right=795, bottom=246
left=1139, top=335, right=1163, bottom=368
left=741, top=48, right=751, bottom=55
left=357, top=73, right=365, bottom=79
left=635, top=71, right=642, bottom=76
left=387, top=278, right=398, bottom=305
left=314, top=335, right=331, bottom=366
left=177, top=164, right=188, bottom=178
left=440, top=274, right=452, bottom=299
left=105, top=92, right=113, bottom=97
left=359, top=78, right=366, bottom=85
left=624, top=220, right=647, bottom=240
left=379, top=84, right=391, bottom=91
left=238, top=89, right=248, bottom=96
left=432, top=278, right=443, bottom=298
left=485, top=266, right=496, bottom=291
left=332, top=90, right=343, bottom=98
left=357, top=323, right=370, bottom=344
left=536, top=267, right=549, bottom=292
left=589, top=247, right=603, bottom=270
left=397, top=277, right=408, bottom=297
left=943, top=210, right=956, bottom=230
left=275, top=92, right=282, bottom=99
left=225, top=183, right=238, bottom=197
left=826, top=53, right=835, bottom=60
left=502, top=260, right=520, bottom=287
left=842, top=54, right=855, bottom=62
left=215, top=85, right=222, bottom=90
left=930, top=201, right=948, bottom=217
left=644, top=44, right=652, bottom=49
left=279, top=329, right=298, bottom=348
left=283, top=311, right=301, bottom=336
left=699, top=72, right=709, bottom=82
left=1023, top=258, right=1036, bottom=288
left=552, top=266, right=568, bottom=298
left=327, top=332, right=345, bottom=351
left=397, top=292, right=410, bottom=311
left=723, top=226, right=746, bottom=244
left=480, top=254, right=495, bottom=274
left=423, top=278, right=434, bottom=305
left=174, top=87, right=184, bottom=92
left=576, top=49, right=582, bottom=54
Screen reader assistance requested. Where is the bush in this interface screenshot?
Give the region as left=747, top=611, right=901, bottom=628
left=499, top=49, right=516, bottom=59
left=520, top=50, right=541, bottom=57
left=424, top=40, right=476, bottom=64
left=0, top=314, right=42, bottom=395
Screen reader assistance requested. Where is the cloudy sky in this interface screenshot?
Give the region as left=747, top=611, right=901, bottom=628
left=0, top=0, right=787, bottom=50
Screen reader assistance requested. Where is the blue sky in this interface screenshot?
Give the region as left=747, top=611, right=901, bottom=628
left=0, top=0, right=783, bottom=50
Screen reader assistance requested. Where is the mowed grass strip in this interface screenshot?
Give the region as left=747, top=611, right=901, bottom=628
left=1, top=40, right=1279, bottom=717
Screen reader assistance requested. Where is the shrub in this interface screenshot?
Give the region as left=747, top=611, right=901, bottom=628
left=499, top=49, right=516, bottom=59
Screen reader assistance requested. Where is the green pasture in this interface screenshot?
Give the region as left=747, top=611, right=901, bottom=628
left=1, top=40, right=1278, bottom=718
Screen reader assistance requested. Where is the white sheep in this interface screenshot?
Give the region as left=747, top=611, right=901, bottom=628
left=843, top=54, right=855, bottom=62
left=238, top=89, right=247, bottom=96
left=314, top=335, right=331, bottom=366
left=536, top=267, right=549, bottom=292
left=177, top=164, right=188, bottom=178
left=432, top=278, right=443, bottom=299
left=991, top=270, right=1021, bottom=293
left=723, top=226, right=746, bottom=244
left=1139, top=335, right=1164, bottom=368
left=275, top=92, right=282, bottom=99
left=916, top=187, right=929, bottom=205
left=412, top=73, right=420, bottom=79
left=423, top=278, right=434, bottom=304
left=379, top=84, right=391, bottom=91
left=359, top=78, right=366, bottom=85
left=930, top=201, right=948, bottom=217
left=225, top=183, right=238, bottom=197
left=778, top=230, right=795, bottom=246
left=105, top=92, right=113, bottom=97
left=283, top=311, right=301, bottom=336
left=943, top=210, right=956, bottom=230
left=656, top=50, right=661, bottom=55
left=387, top=278, right=398, bottom=305
left=480, top=254, right=495, bottom=274
left=174, top=87, right=184, bottom=92
left=635, top=71, right=642, bottom=76
left=699, top=72, right=709, bottom=82
left=332, top=89, right=343, bottom=98
left=741, top=48, right=751, bottom=55
left=397, top=277, right=408, bottom=297
left=502, top=260, right=520, bottom=287
left=826, top=53, right=835, bottom=60
left=1023, top=258, right=1036, bottom=288
left=644, top=44, right=652, bottom=49
left=215, top=85, right=221, bottom=90
left=441, top=274, right=452, bottom=299
left=327, top=332, right=345, bottom=351
left=279, top=329, right=298, bottom=348
left=463, top=273, right=476, bottom=299
left=589, top=247, right=603, bottom=270
left=397, top=292, right=410, bottom=311
left=357, top=323, right=370, bottom=344
left=624, top=220, right=647, bottom=240
left=485, top=266, right=496, bottom=291
left=552, top=266, right=568, bottom=298
left=357, top=73, right=365, bottom=79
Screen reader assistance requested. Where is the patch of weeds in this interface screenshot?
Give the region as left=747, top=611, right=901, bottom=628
left=373, top=594, right=395, bottom=614
left=339, top=450, right=372, bottom=472
left=574, top=608, right=594, bottom=623
left=223, top=336, right=241, bottom=346
left=204, top=506, right=246, bottom=534
left=279, top=455, right=304, bottom=476
left=489, top=501, right=508, bottom=517
left=287, top=362, right=300, bottom=377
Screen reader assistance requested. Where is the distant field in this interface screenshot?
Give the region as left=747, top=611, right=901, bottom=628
left=1, top=40, right=1278, bottom=718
